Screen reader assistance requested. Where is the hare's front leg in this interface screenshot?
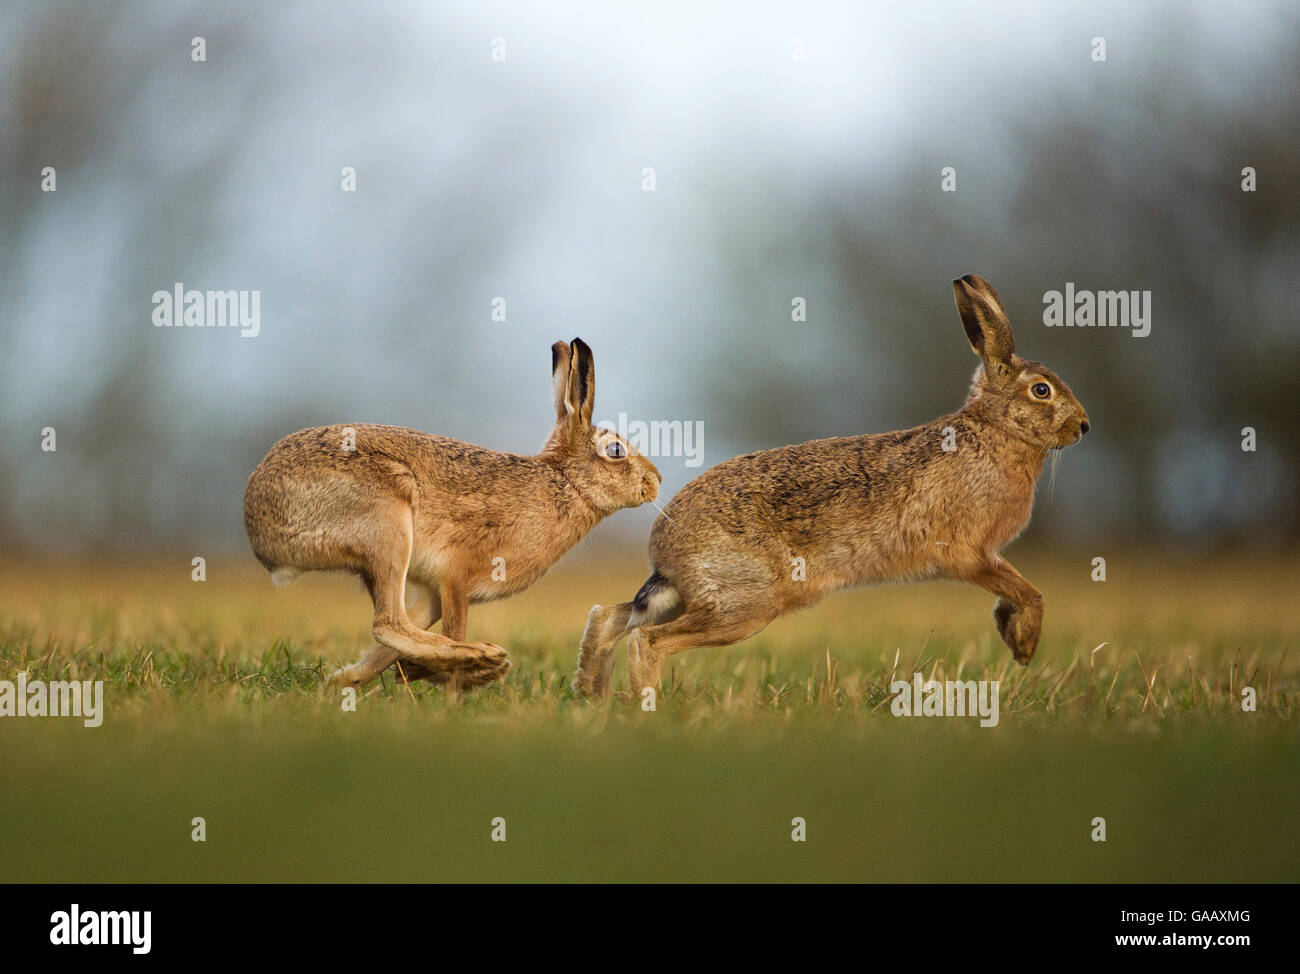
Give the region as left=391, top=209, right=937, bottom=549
left=329, top=644, right=398, bottom=690
left=967, top=557, right=1044, bottom=665
left=424, top=580, right=509, bottom=689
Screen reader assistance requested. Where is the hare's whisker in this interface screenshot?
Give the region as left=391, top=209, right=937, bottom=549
left=648, top=496, right=685, bottom=533
left=1047, top=450, right=1061, bottom=501
left=647, top=494, right=716, bottom=551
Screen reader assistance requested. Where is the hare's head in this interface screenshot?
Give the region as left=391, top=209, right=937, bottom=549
left=954, top=274, right=1090, bottom=450
left=545, top=338, right=661, bottom=512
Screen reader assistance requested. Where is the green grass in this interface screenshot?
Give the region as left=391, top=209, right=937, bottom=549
left=0, top=549, right=1296, bottom=882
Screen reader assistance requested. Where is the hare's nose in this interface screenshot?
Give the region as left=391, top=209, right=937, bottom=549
left=1079, top=420, right=1090, bottom=435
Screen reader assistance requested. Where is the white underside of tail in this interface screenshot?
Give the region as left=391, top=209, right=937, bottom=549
left=270, top=566, right=303, bottom=587
left=628, top=584, right=682, bottom=627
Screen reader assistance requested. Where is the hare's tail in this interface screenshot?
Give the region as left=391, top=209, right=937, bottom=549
left=629, top=570, right=682, bottom=628
left=269, top=566, right=303, bottom=588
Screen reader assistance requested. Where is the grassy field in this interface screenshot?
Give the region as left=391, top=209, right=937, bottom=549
left=0, top=546, right=1296, bottom=883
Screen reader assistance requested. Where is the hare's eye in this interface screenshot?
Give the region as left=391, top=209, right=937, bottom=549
left=1032, top=382, right=1051, bottom=399
left=605, top=441, right=626, bottom=459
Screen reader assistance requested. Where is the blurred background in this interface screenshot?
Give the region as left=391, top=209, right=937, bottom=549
left=2, top=0, right=1297, bottom=555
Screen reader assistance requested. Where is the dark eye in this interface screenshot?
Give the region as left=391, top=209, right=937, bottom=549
left=1032, top=382, right=1051, bottom=399
left=605, top=441, right=626, bottom=459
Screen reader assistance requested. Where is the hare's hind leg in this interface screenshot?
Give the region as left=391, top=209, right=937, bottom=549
left=370, top=567, right=510, bottom=687
left=395, top=579, right=506, bottom=690
left=575, top=572, right=686, bottom=697
left=339, top=585, right=440, bottom=688
left=386, top=583, right=441, bottom=684
left=626, top=605, right=776, bottom=694
left=572, top=602, right=635, bottom=696
left=339, top=505, right=509, bottom=687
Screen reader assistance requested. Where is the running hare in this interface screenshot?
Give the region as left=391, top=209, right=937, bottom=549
left=245, top=338, right=661, bottom=690
left=574, top=275, right=1089, bottom=695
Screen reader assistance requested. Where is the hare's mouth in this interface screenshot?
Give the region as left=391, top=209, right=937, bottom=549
left=641, top=474, right=661, bottom=503
left=1051, top=419, right=1089, bottom=449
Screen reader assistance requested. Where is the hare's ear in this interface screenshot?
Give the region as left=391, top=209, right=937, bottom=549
left=953, top=274, right=1016, bottom=383
left=551, top=341, right=573, bottom=422
left=563, top=337, right=596, bottom=433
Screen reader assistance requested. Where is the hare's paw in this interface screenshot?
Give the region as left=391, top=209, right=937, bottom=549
left=391, top=658, right=438, bottom=683
left=439, top=655, right=510, bottom=691
left=571, top=654, right=617, bottom=696
left=448, top=642, right=511, bottom=688
left=993, top=598, right=1016, bottom=644
left=462, top=659, right=511, bottom=689
left=391, top=643, right=509, bottom=690
left=625, top=630, right=663, bottom=694
left=326, top=665, right=364, bottom=691
left=571, top=669, right=599, bottom=696
left=1015, top=619, right=1042, bottom=664
left=993, top=598, right=1041, bottom=665
left=1010, top=642, right=1037, bottom=666
left=460, top=641, right=509, bottom=669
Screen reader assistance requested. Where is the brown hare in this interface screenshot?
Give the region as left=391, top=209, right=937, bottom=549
left=244, top=338, right=661, bottom=690
left=574, top=275, right=1089, bottom=696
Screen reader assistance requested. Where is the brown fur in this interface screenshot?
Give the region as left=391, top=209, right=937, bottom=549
left=244, top=338, right=661, bottom=690
left=573, top=275, right=1090, bottom=695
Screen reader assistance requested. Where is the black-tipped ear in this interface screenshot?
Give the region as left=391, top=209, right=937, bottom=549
left=953, top=274, right=1016, bottom=382
left=551, top=341, right=572, bottom=422
left=567, top=337, right=595, bottom=429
